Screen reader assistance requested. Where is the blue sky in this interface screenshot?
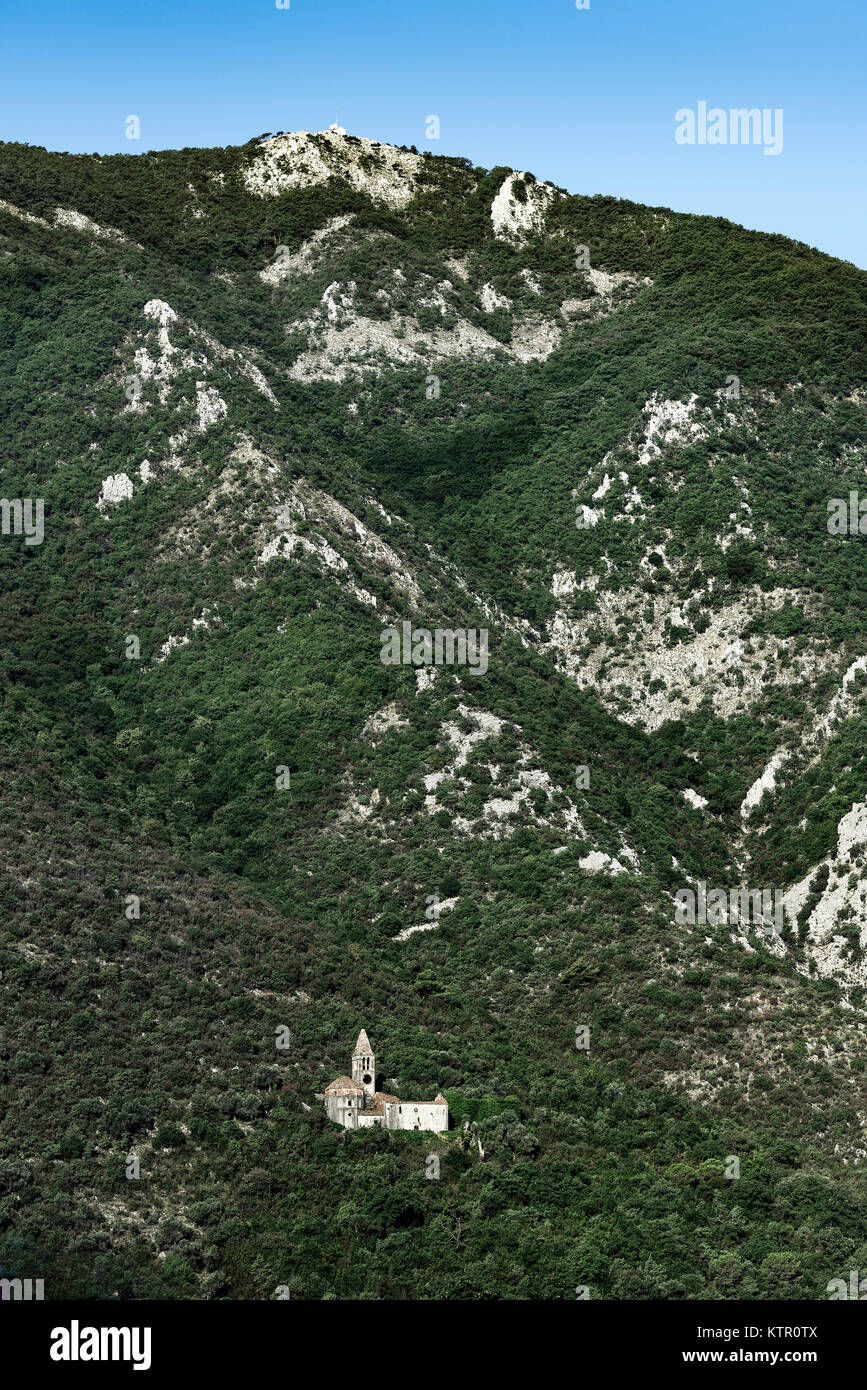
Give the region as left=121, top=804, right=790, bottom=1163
left=2, top=0, right=864, bottom=266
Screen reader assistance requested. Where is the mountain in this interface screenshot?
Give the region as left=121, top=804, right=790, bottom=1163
left=1, top=125, right=866, bottom=1300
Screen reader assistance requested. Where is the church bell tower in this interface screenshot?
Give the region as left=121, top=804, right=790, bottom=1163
left=352, top=1029, right=375, bottom=1099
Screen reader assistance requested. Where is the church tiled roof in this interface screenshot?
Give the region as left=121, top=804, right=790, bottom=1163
left=433, top=1094, right=448, bottom=1106
left=325, top=1075, right=363, bottom=1096
left=353, top=1029, right=372, bottom=1054
left=373, top=1092, right=399, bottom=1113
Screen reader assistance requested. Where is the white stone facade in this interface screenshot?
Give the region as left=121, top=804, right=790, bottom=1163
left=323, top=1031, right=448, bottom=1132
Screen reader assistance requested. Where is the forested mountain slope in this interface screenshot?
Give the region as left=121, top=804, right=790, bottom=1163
left=1, top=127, right=866, bottom=1299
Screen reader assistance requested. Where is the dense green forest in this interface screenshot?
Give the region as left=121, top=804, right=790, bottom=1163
left=1, top=129, right=866, bottom=1299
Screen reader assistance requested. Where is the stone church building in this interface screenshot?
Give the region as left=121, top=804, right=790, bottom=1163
left=323, top=1030, right=448, bottom=1132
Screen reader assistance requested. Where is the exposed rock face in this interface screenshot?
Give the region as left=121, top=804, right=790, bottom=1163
left=96, top=472, right=134, bottom=513
left=54, top=206, right=137, bottom=244
left=545, top=582, right=829, bottom=732
left=244, top=128, right=425, bottom=207
left=490, top=171, right=560, bottom=243
left=785, top=802, right=867, bottom=992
